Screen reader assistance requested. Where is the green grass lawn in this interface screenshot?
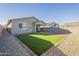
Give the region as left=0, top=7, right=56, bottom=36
left=16, top=32, right=65, bottom=55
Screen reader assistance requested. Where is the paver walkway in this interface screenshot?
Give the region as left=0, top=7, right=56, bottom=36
left=42, top=27, right=79, bottom=56
left=0, top=31, right=36, bottom=56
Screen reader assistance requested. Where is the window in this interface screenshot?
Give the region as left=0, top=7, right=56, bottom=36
left=19, top=23, right=23, bottom=29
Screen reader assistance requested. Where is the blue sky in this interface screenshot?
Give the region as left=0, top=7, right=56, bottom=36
left=0, top=3, right=79, bottom=25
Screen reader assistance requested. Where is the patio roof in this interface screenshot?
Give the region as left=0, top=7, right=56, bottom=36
left=35, top=21, right=46, bottom=26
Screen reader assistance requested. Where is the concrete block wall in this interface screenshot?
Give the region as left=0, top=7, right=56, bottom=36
left=0, top=25, right=3, bottom=38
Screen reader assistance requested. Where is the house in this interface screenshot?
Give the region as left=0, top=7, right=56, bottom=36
left=44, top=21, right=59, bottom=32
left=6, top=17, right=46, bottom=34
left=46, top=22, right=59, bottom=27
left=6, top=17, right=61, bottom=35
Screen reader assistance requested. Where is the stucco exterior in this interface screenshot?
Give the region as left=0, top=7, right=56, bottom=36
left=7, top=17, right=59, bottom=35
left=7, top=17, right=39, bottom=35
left=11, top=20, right=36, bottom=35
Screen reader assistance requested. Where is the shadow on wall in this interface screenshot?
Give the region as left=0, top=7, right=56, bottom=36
left=43, top=27, right=72, bottom=35
left=17, top=34, right=66, bottom=56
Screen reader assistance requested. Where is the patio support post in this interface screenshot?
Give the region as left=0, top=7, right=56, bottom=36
left=35, top=24, right=36, bottom=32
left=44, top=25, right=46, bottom=32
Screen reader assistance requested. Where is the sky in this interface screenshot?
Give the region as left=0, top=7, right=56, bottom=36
left=0, top=3, right=79, bottom=25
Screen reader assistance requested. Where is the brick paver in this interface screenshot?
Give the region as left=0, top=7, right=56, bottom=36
left=0, top=31, right=36, bottom=56
left=42, top=27, right=79, bottom=56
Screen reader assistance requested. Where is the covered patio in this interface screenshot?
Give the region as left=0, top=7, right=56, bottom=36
left=35, top=21, right=46, bottom=32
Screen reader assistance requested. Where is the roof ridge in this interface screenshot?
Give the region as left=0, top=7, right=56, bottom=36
left=9, top=16, right=36, bottom=20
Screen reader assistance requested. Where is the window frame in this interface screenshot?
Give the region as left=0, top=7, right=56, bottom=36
left=19, top=23, right=23, bottom=29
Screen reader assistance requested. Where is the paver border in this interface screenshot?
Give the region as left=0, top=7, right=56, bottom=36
left=41, top=34, right=70, bottom=56
left=13, top=35, right=37, bottom=56
left=12, top=34, right=70, bottom=56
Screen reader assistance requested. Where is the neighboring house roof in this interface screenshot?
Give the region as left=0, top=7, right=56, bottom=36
left=35, top=20, right=46, bottom=25
left=46, top=21, right=59, bottom=27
